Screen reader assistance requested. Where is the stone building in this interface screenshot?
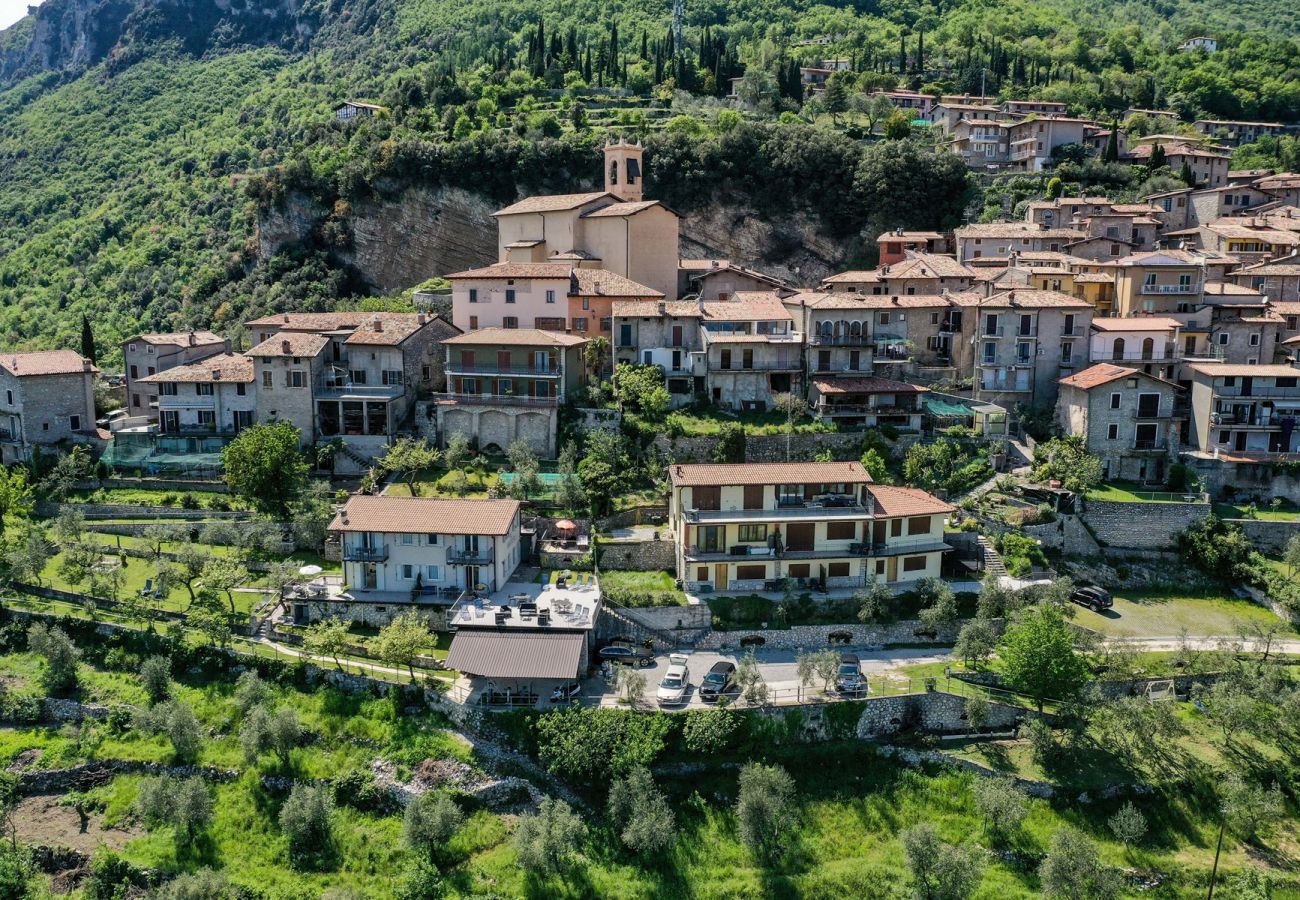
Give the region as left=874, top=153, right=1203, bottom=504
left=611, top=299, right=705, bottom=406
left=436, top=328, right=587, bottom=457
left=0, top=350, right=98, bottom=464
left=697, top=292, right=803, bottom=410
left=136, top=353, right=255, bottom=436
left=1057, top=363, right=1183, bottom=484
left=121, top=331, right=227, bottom=421
left=246, top=332, right=330, bottom=449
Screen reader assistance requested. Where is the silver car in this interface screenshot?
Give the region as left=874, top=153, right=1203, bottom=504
left=656, top=654, right=691, bottom=706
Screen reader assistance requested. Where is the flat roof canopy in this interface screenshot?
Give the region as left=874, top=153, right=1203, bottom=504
left=445, top=630, right=586, bottom=680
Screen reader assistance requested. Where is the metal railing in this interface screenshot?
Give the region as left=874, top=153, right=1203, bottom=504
left=445, top=363, right=560, bottom=376
left=809, top=334, right=872, bottom=347
left=1131, top=439, right=1167, bottom=450
left=1099, top=351, right=1179, bottom=362
left=1213, top=387, right=1300, bottom=400
left=446, top=547, right=494, bottom=565
left=342, top=545, right=388, bottom=562
left=683, top=504, right=871, bottom=523
left=433, top=392, right=558, bottom=407
left=1141, top=283, right=1198, bottom=294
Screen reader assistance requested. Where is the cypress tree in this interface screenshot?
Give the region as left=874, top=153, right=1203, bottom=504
left=80, top=314, right=96, bottom=364
left=1104, top=121, right=1120, bottom=163
left=898, top=33, right=907, bottom=73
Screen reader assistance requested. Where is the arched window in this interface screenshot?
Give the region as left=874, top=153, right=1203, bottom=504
left=1141, top=337, right=1154, bottom=360
left=608, top=160, right=619, bottom=185
left=849, top=321, right=862, bottom=337
left=1112, top=337, right=1125, bottom=360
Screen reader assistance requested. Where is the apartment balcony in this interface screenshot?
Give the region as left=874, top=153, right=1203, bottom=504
left=1140, top=283, right=1199, bottom=295
left=982, top=327, right=1006, bottom=337
left=702, top=329, right=803, bottom=345
left=684, top=544, right=876, bottom=562
left=682, top=502, right=872, bottom=524
left=0, top=428, right=18, bottom=444
left=1058, top=358, right=1079, bottom=368
left=1097, top=351, right=1180, bottom=362
left=433, top=392, right=558, bottom=408
left=157, top=395, right=215, bottom=410
left=1212, top=387, right=1300, bottom=400
left=316, top=383, right=404, bottom=402
left=815, top=403, right=921, bottom=417
left=712, top=358, right=803, bottom=373
left=343, top=545, right=389, bottom=562
left=1211, top=412, right=1289, bottom=427
left=1015, top=326, right=1039, bottom=337
left=446, top=547, right=494, bottom=565
left=809, top=333, right=872, bottom=347
left=1129, top=439, right=1168, bottom=452
left=445, top=363, right=561, bottom=377
left=1060, top=327, right=1084, bottom=337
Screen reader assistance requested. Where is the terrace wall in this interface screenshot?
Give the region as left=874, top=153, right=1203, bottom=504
left=1231, top=518, right=1300, bottom=554
left=1081, top=498, right=1209, bottom=549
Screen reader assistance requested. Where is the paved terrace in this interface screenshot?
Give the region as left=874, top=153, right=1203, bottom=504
left=448, top=575, right=602, bottom=631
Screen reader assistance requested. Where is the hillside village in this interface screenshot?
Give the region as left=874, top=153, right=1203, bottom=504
left=6, top=81, right=1300, bottom=900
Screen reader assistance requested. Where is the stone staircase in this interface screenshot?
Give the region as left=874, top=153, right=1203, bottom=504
left=598, top=603, right=700, bottom=650
left=977, top=535, right=1008, bottom=578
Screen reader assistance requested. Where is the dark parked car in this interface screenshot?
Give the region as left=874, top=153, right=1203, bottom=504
left=598, top=643, right=654, bottom=667
left=1070, top=585, right=1113, bottom=611
left=699, top=661, right=736, bottom=701
left=836, top=653, right=868, bottom=696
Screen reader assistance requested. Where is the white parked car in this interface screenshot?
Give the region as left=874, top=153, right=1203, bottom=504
left=656, top=654, right=691, bottom=706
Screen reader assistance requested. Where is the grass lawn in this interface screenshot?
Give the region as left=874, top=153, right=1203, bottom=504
left=1070, top=590, right=1293, bottom=639
left=1214, top=502, right=1300, bottom=521
left=659, top=406, right=838, bottom=437
left=599, top=570, right=687, bottom=607
left=383, top=467, right=503, bottom=499
left=1087, top=481, right=1206, bottom=503
left=6, top=634, right=1300, bottom=897
left=67, top=486, right=252, bottom=510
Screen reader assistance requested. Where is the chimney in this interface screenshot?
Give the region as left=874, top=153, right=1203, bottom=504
left=373, top=318, right=383, bottom=332
left=188, top=331, right=196, bottom=347
left=657, top=301, right=665, bottom=315
left=213, top=370, right=222, bottom=381
left=281, top=339, right=291, bottom=355
left=418, top=313, right=427, bottom=324
left=711, top=259, right=720, bottom=268
left=282, top=313, right=289, bottom=323
left=594, top=281, right=602, bottom=295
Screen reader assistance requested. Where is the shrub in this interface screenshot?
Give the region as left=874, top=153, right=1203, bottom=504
left=280, top=784, right=334, bottom=869
left=134, top=775, right=213, bottom=844
left=534, top=707, right=672, bottom=782
left=333, top=767, right=394, bottom=814
left=513, top=797, right=585, bottom=873
left=1039, top=828, right=1122, bottom=899
left=901, top=823, right=984, bottom=900
left=156, top=869, right=235, bottom=900
left=139, top=655, right=172, bottom=705
left=607, top=766, right=674, bottom=854
left=735, top=762, right=796, bottom=861
left=681, top=708, right=743, bottom=754
left=160, top=493, right=178, bottom=507
left=179, top=494, right=200, bottom=510
left=972, top=777, right=1028, bottom=844
left=403, top=791, right=465, bottom=859
left=27, top=623, right=79, bottom=696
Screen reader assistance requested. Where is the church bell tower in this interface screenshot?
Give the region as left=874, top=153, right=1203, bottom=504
left=604, top=138, right=644, bottom=203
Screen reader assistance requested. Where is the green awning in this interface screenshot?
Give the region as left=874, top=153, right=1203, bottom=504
left=875, top=337, right=910, bottom=346
left=924, top=399, right=972, bottom=418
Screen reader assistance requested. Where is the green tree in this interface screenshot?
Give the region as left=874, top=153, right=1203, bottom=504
left=303, top=618, right=351, bottom=670
left=882, top=109, right=913, bottom=139
left=289, top=481, right=337, bottom=551
left=535, top=707, right=672, bottom=782
left=505, top=438, right=542, bottom=500
left=916, top=577, right=958, bottom=631
left=403, top=791, right=465, bottom=861
left=613, top=363, right=670, bottom=419
left=173, top=544, right=213, bottom=605
left=1039, top=828, right=1122, bottom=899
left=999, top=604, right=1089, bottom=711
left=280, top=784, right=334, bottom=869
left=374, top=611, right=430, bottom=679
left=736, top=649, right=768, bottom=705
left=1030, top=436, right=1103, bottom=494
left=442, top=432, right=471, bottom=472
left=712, top=422, right=746, bottom=463
left=1221, top=775, right=1283, bottom=843
left=954, top=619, right=998, bottom=669
left=4, top=524, right=51, bottom=585
left=824, top=74, right=849, bottom=124
left=165, top=701, right=203, bottom=764
left=135, top=775, right=213, bottom=845
left=578, top=429, right=630, bottom=515
left=80, top=314, right=97, bottom=363
left=1178, top=515, right=1254, bottom=581
left=901, top=823, right=984, bottom=899
left=797, top=648, right=841, bottom=694
left=681, top=708, right=743, bottom=753
left=1284, top=532, right=1300, bottom=577
left=221, top=422, right=309, bottom=515
left=234, top=670, right=271, bottom=716
left=1108, top=802, right=1147, bottom=849
left=607, top=766, right=674, bottom=854
left=200, top=556, right=247, bottom=613
left=555, top=441, right=587, bottom=515
left=513, top=797, right=585, bottom=873
left=735, top=762, right=796, bottom=862
left=972, top=777, right=1027, bottom=844
left=379, top=437, right=441, bottom=497
left=139, top=655, right=172, bottom=704
left=855, top=578, right=896, bottom=624
left=860, top=447, right=888, bottom=482
left=0, top=467, right=34, bottom=536
left=28, top=623, right=80, bottom=695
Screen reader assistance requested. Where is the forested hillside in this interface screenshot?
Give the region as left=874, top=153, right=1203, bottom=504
left=0, top=0, right=1297, bottom=365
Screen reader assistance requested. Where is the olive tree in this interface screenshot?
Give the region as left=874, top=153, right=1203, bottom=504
left=513, top=797, right=586, bottom=874
left=28, top=623, right=79, bottom=695
left=280, top=784, right=334, bottom=869
left=403, top=791, right=465, bottom=861
left=901, top=823, right=985, bottom=900
left=1039, top=828, right=1122, bottom=899
left=735, top=762, right=796, bottom=862
left=607, top=766, right=674, bottom=855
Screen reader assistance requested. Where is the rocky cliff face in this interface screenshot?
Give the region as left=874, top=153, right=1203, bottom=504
left=0, top=0, right=305, bottom=85
left=258, top=186, right=850, bottom=294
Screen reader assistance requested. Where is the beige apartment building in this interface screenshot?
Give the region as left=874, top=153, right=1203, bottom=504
left=122, top=331, right=227, bottom=420
left=820, top=254, right=975, bottom=294
left=954, top=223, right=1087, bottom=263
left=668, top=461, right=954, bottom=593
left=1186, top=363, right=1300, bottom=457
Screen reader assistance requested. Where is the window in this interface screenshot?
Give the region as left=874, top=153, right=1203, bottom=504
left=1110, top=392, right=1121, bottom=409
left=468, top=316, right=478, bottom=330
left=400, top=533, right=414, bottom=545
left=743, top=484, right=764, bottom=510
left=262, top=371, right=273, bottom=389
left=1217, top=333, right=1229, bottom=346
left=425, top=565, right=440, bottom=581
left=736, top=564, right=767, bottom=580
left=468, top=288, right=478, bottom=303
left=197, top=410, right=215, bottom=426
left=1107, top=423, right=1119, bottom=440
left=545, top=289, right=555, bottom=304
left=1250, top=333, right=1260, bottom=347
left=196, top=383, right=214, bottom=396
left=572, top=317, right=587, bottom=332
left=421, top=365, right=431, bottom=382
left=902, top=556, right=927, bottom=573
left=737, top=524, right=767, bottom=543
left=129, top=365, right=138, bottom=379
left=401, top=564, right=414, bottom=580
left=1060, top=341, right=1073, bottom=363
left=502, top=316, right=519, bottom=329
left=350, top=369, right=367, bottom=385
left=827, top=562, right=851, bottom=577
left=890, top=519, right=902, bottom=537
left=424, top=533, right=439, bottom=546
left=159, top=382, right=178, bottom=396
left=505, top=289, right=516, bottom=304
left=906, top=516, right=931, bottom=536
left=878, top=312, right=891, bottom=325
left=288, top=371, right=305, bottom=388
left=582, top=298, right=590, bottom=311
left=236, top=383, right=246, bottom=396
left=1286, top=316, right=1297, bottom=331
left=129, top=344, right=137, bottom=353
left=382, top=370, right=404, bottom=385
left=131, top=393, right=139, bottom=407
left=826, top=521, right=856, bottom=540
left=982, top=342, right=996, bottom=364
left=1137, top=393, right=1161, bottom=418
left=69, top=415, right=81, bottom=431
left=930, top=312, right=940, bottom=325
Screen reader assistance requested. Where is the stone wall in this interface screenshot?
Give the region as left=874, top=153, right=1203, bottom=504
left=36, top=501, right=252, bottom=521
left=694, top=618, right=1004, bottom=651
left=1080, top=498, right=1209, bottom=549
left=1232, top=518, right=1300, bottom=554
left=610, top=604, right=713, bottom=634
left=598, top=538, right=676, bottom=571
left=1183, top=456, right=1300, bottom=504
left=1022, top=519, right=1065, bottom=550
left=100, top=478, right=229, bottom=493
left=597, top=506, right=669, bottom=530
left=17, top=760, right=239, bottom=794
left=652, top=431, right=866, bottom=464
left=852, top=690, right=1025, bottom=736
left=41, top=698, right=115, bottom=723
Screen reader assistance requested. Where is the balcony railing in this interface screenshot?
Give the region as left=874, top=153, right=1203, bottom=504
left=815, top=404, right=920, bottom=416
left=1140, top=283, right=1198, bottom=294
left=1098, top=351, right=1180, bottom=362
left=713, top=359, right=802, bottom=372
left=983, top=327, right=1005, bottom=337
left=1016, top=326, right=1038, bottom=337
left=343, top=546, right=389, bottom=562
left=1213, top=387, right=1300, bottom=400
left=446, top=547, right=494, bottom=565
left=1211, top=412, right=1290, bottom=427
left=157, top=395, right=215, bottom=410
left=434, top=392, right=558, bottom=407
left=1060, top=327, right=1084, bottom=336
left=1131, top=439, right=1167, bottom=451
left=683, top=503, right=872, bottom=523
left=809, top=334, right=872, bottom=347
left=316, top=383, right=404, bottom=400
left=445, top=363, right=560, bottom=376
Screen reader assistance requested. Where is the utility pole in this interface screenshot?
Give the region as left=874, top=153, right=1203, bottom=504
left=1206, top=814, right=1226, bottom=899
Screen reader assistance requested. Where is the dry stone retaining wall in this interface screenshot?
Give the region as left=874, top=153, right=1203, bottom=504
left=653, top=431, right=866, bottom=464
left=694, top=618, right=1003, bottom=651
left=1081, top=498, right=1209, bottom=549
left=1232, top=518, right=1300, bottom=554
left=598, top=539, right=676, bottom=571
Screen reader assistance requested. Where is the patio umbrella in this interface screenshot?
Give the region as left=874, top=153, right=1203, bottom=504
left=554, top=519, right=578, bottom=536
left=298, top=564, right=323, bottom=577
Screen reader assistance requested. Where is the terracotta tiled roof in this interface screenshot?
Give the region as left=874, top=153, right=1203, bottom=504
left=569, top=269, right=663, bottom=298
left=868, top=485, right=956, bottom=517
left=610, top=300, right=702, bottom=318
left=1089, top=317, right=1181, bottom=332
left=492, top=192, right=614, bottom=216
left=668, top=461, right=872, bottom=487
left=126, top=331, right=225, bottom=348
left=445, top=263, right=660, bottom=297
left=954, top=223, right=1086, bottom=240
left=680, top=258, right=732, bottom=270
left=344, top=314, right=456, bottom=346
left=442, top=327, right=587, bottom=347
left=1059, top=363, right=1142, bottom=390
left=823, top=255, right=973, bottom=283
left=812, top=377, right=927, bottom=395
left=245, top=311, right=433, bottom=333
left=1271, top=302, right=1300, bottom=315
left=687, top=262, right=788, bottom=288
left=329, top=496, right=521, bottom=536
left=0, top=350, right=96, bottom=377
left=446, top=262, right=573, bottom=280
left=137, top=353, right=253, bottom=384
left=695, top=293, right=793, bottom=322
left=949, top=289, right=1090, bottom=309
left=1203, top=283, right=1264, bottom=296
left=580, top=200, right=665, bottom=218
left=1072, top=273, right=1115, bottom=283
left=1114, top=250, right=1206, bottom=266
left=876, top=231, right=945, bottom=242
left=245, top=333, right=330, bottom=357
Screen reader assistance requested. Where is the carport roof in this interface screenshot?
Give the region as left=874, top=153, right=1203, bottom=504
left=445, top=630, right=586, bottom=679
